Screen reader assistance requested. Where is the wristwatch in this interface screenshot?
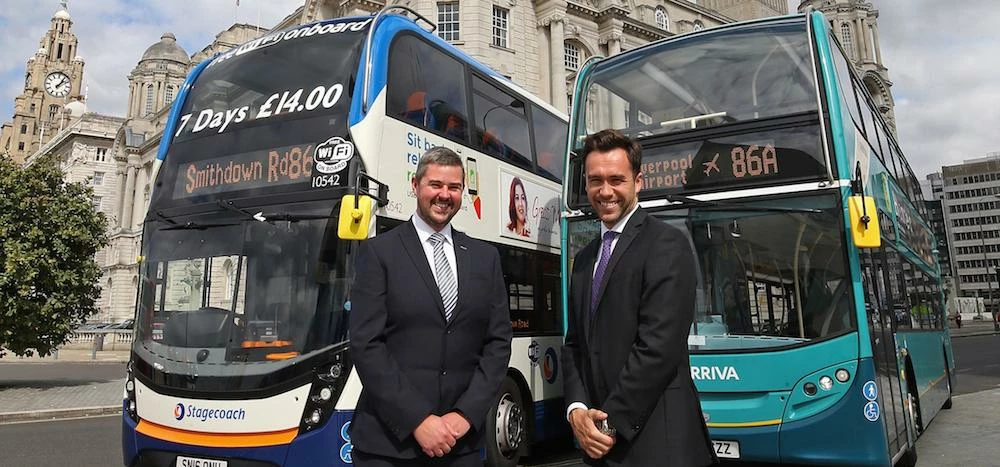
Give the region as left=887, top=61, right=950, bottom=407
left=597, top=418, right=616, bottom=437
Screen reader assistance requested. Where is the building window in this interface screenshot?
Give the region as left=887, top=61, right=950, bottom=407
left=18, top=142, right=25, bottom=151
left=841, top=23, right=854, bottom=59
left=492, top=6, right=509, bottom=48
left=165, top=85, right=174, bottom=105
left=693, top=20, right=704, bottom=31
left=30, top=103, right=36, bottom=113
left=145, top=84, right=155, bottom=115
left=564, top=42, right=580, bottom=71
left=93, top=171, right=105, bottom=186
left=20, top=124, right=27, bottom=134
left=92, top=196, right=102, bottom=210
left=49, top=104, right=60, bottom=120
left=437, top=2, right=460, bottom=41
left=96, top=147, right=108, bottom=161
left=655, top=7, right=669, bottom=31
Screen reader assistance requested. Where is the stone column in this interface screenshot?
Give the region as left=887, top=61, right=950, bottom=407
left=115, top=167, right=127, bottom=228
left=871, top=23, right=883, bottom=64
left=547, top=15, right=568, bottom=112
left=131, top=164, right=148, bottom=231
left=601, top=32, right=626, bottom=129
left=121, top=155, right=138, bottom=230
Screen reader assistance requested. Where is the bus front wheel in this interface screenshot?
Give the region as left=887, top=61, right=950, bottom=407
left=486, top=377, right=524, bottom=467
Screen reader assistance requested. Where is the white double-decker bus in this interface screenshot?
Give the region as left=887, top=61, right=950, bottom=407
left=122, top=7, right=569, bottom=467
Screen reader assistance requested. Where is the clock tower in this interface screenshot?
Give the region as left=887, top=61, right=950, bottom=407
left=0, top=1, right=85, bottom=164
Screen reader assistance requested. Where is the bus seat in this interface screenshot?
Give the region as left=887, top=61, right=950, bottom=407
left=482, top=130, right=506, bottom=158
left=402, top=91, right=434, bottom=128
left=443, top=114, right=467, bottom=139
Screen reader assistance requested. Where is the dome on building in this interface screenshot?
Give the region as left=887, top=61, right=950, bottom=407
left=140, top=33, right=189, bottom=64
left=53, top=8, right=71, bottom=21
left=65, top=100, right=87, bottom=118
left=36, top=48, right=47, bottom=56
left=74, top=55, right=84, bottom=63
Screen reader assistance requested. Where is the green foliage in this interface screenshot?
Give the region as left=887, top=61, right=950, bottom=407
left=0, top=153, right=108, bottom=358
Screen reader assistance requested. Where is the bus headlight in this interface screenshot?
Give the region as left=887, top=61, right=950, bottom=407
left=299, top=343, right=352, bottom=433
left=803, top=382, right=818, bottom=396
left=835, top=368, right=850, bottom=383
left=304, top=409, right=322, bottom=426
left=819, top=376, right=834, bottom=391
left=124, top=360, right=138, bottom=422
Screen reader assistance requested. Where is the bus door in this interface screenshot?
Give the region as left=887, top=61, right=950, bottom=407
left=859, top=248, right=909, bottom=456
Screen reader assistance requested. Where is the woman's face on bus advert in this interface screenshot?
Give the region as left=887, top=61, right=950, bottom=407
left=413, top=163, right=464, bottom=230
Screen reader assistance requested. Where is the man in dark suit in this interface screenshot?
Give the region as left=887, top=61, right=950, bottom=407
left=349, top=146, right=512, bottom=466
left=562, top=129, right=716, bottom=466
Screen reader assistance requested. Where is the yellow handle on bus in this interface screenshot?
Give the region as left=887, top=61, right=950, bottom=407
left=338, top=194, right=373, bottom=240
left=848, top=195, right=881, bottom=248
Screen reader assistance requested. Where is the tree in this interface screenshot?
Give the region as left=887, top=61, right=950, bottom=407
left=0, top=153, right=107, bottom=358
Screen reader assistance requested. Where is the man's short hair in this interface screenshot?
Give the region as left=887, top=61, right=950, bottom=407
left=415, top=146, right=465, bottom=183
left=581, top=129, right=642, bottom=175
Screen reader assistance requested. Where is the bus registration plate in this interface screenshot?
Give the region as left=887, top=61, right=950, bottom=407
left=712, top=440, right=740, bottom=459
left=176, top=455, right=228, bottom=467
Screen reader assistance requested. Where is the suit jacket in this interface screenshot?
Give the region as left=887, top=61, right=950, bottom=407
left=349, top=220, right=512, bottom=460
left=561, top=209, right=716, bottom=467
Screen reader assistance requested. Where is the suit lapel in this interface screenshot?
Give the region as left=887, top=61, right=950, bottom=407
left=451, top=230, right=471, bottom=325
left=400, top=222, right=446, bottom=317
left=576, top=240, right=599, bottom=339
left=591, top=209, right=647, bottom=324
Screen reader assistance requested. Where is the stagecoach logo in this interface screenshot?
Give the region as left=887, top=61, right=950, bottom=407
left=543, top=347, right=558, bottom=384
left=174, top=403, right=186, bottom=420
left=314, top=137, right=354, bottom=174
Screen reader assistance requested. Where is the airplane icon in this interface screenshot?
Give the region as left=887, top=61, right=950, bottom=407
left=703, top=153, right=720, bottom=176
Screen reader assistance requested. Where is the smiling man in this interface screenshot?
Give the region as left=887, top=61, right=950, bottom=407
left=561, top=129, right=716, bottom=466
left=349, top=146, right=512, bottom=467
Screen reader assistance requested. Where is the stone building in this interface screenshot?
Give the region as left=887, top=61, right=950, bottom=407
left=798, top=0, right=897, bottom=132
left=0, top=2, right=86, bottom=164
left=940, top=154, right=1000, bottom=314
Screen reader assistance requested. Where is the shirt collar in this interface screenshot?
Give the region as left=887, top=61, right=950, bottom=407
left=411, top=212, right=454, bottom=245
left=600, top=203, right=639, bottom=238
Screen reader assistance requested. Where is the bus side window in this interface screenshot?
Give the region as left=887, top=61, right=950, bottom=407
left=387, top=35, right=469, bottom=144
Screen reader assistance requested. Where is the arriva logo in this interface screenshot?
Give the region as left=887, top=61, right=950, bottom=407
left=691, top=366, right=740, bottom=381
left=174, top=403, right=185, bottom=420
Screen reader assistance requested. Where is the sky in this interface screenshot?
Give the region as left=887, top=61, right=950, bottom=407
left=2, top=0, right=997, bottom=181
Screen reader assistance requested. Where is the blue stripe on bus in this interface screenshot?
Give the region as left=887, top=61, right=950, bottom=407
left=157, top=58, right=213, bottom=162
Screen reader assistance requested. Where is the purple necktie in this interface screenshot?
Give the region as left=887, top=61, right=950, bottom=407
left=591, top=231, right=618, bottom=314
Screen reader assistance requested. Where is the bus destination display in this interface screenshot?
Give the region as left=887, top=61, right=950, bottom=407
left=639, top=126, right=827, bottom=193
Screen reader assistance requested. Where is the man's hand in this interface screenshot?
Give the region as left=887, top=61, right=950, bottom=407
left=413, top=415, right=457, bottom=457
left=441, top=412, right=472, bottom=439
left=568, top=408, right=615, bottom=459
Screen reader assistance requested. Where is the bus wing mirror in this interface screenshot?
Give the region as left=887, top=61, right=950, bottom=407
left=338, top=195, right=373, bottom=240
left=848, top=195, right=881, bottom=248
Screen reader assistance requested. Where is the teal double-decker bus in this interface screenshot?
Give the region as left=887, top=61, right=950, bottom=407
left=561, top=11, right=951, bottom=466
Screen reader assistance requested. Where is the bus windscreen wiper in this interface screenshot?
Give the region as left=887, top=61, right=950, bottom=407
left=148, top=210, right=239, bottom=231
left=218, top=200, right=335, bottom=223
left=659, top=194, right=821, bottom=214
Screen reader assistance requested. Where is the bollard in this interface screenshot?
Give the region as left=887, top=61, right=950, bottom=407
left=92, top=333, right=105, bottom=360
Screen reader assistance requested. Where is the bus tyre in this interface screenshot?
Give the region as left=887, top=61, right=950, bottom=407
left=897, top=443, right=918, bottom=467
left=486, top=377, right=524, bottom=467
left=943, top=352, right=953, bottom=410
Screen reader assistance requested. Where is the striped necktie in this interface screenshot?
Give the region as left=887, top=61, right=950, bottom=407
left=428, top=232, right=457, bottom=321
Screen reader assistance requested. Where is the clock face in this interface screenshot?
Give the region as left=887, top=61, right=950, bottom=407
left=44, top=72, right=71, bottom=97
